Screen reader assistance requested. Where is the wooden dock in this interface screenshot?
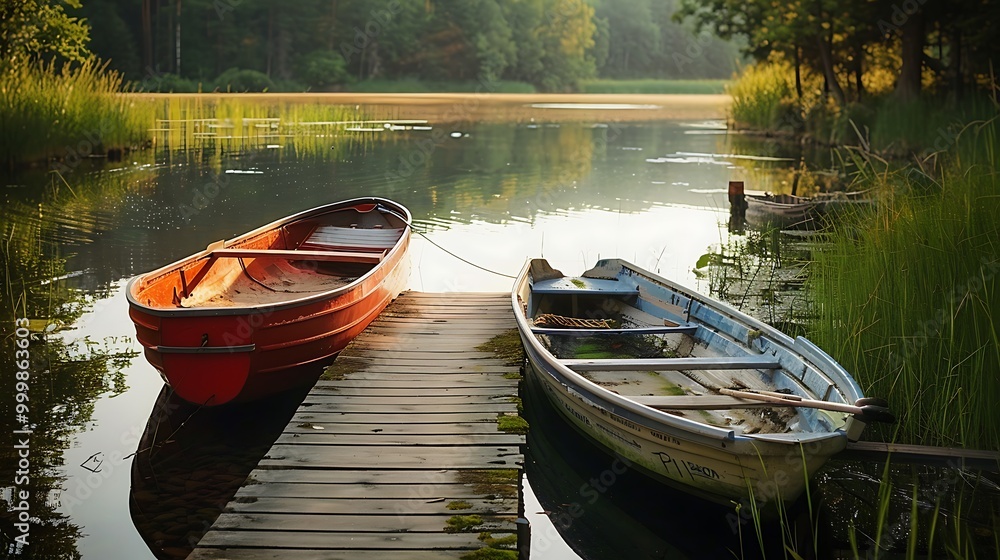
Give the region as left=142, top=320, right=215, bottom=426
left=189, top=292, right=526, bottom=560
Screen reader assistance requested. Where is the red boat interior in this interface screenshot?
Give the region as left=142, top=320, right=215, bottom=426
left=131, top=204, right=407, bottom=309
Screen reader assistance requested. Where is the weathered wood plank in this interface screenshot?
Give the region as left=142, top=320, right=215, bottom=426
left=324, top=368, right=517, bottom=377
left=309, top=384, right=516, bottom=396
left=301, top=394, right=516, bottom=406
left=225, top=496, right=518, bottom=515
left=348, top=340, right=503, bottom=351
left=197, top=530, right=504, bottom=550
left=235, top=481, right=513, bottom=499
left=340, top=349, right=518, bottom=359
left=245, top=468, right=517, bottom=485
left=210, top=512, right=517, bottom=533
left=274, top=432, right=523, bottom=446
left=292, top=412, right=501, bottom=424
left=328, top=356, right=514, bottom=367
left=314, top=374, right=518, bottom=385
left=259, top=445, right=522, bottom=469
left=283, top=422, right=509, bottom=435
left=190, top=549, right=470, bottom=560
left=296, top=402, right=516, bottom=414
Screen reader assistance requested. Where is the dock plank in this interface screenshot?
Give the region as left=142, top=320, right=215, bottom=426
left=190, top=550, right=470, bottom=560
left=225, top=496, right=517, bottom=515
left=192, top=292, right=525, bottom=558
left=274, top=433, right=523, bottom=446
left=259, top=444, right=522, bottom=469
left=210, top=513, right=517, bottom=532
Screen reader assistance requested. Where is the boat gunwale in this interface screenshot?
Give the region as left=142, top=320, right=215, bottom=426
left=512, top=257, right=862, bottom=448
left=125, top=197, right=411, bottom=317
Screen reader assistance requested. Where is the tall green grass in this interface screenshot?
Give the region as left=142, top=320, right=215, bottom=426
left=150, top=96, right=382, bottom=160
left=726, top=62, right=801, bottom=131
left=579, top=79, right=728, bottom=94
left=728, top=60, right=999, bottom=154
left=0, top=59, right=157, bottom=168
left=809, top=116, right=1000, bottom=450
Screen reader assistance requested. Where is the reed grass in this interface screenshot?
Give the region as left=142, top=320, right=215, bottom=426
left=809, top=116, right=1000, bottom=450
left=0, top=59, right=157, bottom=168
left=728, top=60, right=999, bottom=154
left=726, top=62, right=801, bottom=131
left=149, top=96, right=386, bottom=160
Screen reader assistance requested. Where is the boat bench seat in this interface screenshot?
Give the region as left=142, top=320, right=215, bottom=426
left=531, top=325, right=697, bottom=336
left=629, top=394, right=786, bottom=410
left=211, top=248, right=384, bottom=264
left=299, top=226, right=404, bottom=252
left=561, top=356, right=782, bottom=371
left=532, top=277, right=640, bottom=296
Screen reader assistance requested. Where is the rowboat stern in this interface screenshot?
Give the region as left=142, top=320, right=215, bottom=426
left=127, top=298, right=257, bottom=406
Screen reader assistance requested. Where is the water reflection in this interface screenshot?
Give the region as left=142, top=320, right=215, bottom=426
left=523, top=370, right=788, bottom=559
left=1, top=178, right=140, bottom=559
left=129, top=384, right=311, bottom=559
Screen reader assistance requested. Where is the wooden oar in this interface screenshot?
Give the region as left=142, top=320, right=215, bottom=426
left=719, top=388, right=895, bottom=424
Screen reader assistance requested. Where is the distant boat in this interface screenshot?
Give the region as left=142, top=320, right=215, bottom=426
left=745, top=190, right=872, bottom=230
left=512, top=258, right=892, bottom=505
left=127, top=198, right=411, bottom=406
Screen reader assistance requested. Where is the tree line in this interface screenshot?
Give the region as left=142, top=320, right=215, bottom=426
left=679, top=0, right=1000, bottom=105
left=0, top=0, right=741, bottom=91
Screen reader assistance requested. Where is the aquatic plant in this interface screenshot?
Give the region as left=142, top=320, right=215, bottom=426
left=810, top=116, right=1000, bottom=451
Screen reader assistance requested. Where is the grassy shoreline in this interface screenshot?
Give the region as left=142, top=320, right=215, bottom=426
left=0, top=60, right=157, bottom=170
left=808, top=120, right=1000, bottom=452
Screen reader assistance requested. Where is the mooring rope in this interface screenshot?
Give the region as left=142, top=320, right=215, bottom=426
left=377, top=205, right=517, bottom=279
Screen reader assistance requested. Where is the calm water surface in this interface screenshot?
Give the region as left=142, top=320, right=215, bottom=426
left=2, top=101, right=831, bottom=559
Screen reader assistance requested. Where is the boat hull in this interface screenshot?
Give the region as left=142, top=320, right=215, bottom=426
left=512, top=258, right=864, bottom=506
left=127, top=198, right=411, bottom=406
left=522, top=344, right=838, bottom=506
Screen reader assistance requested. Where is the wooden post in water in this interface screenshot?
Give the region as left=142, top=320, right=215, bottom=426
left=728, top=180, right=747, bottom=232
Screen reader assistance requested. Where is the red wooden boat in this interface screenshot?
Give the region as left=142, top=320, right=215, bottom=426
left=127, top=198, right=411, bottom=406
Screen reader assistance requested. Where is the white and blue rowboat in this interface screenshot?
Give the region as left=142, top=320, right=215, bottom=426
left=512, top=258, right=892, bottom=506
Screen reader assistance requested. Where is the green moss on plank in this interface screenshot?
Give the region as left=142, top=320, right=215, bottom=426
left=457, top=469, right=519, bottom=499
left=507, top=396, right=523, bottom=415
left=461, top=548, right=518, bottom=560
left=447, top=500, right=473, bottom=510
left=477, top=329, right=525, bottom=366
left=570, top=278, right=586, bottom=288
left=502, top=371, right=523, bottom=380
left=460, top=531, right=519, bottom=560
left=320, top=362, right=350, bottom=380
left=497, top=414, right=529, bottom=435
left=445, top=514, right=484, bottom=532
left=478, top=532, right=517, bottom=547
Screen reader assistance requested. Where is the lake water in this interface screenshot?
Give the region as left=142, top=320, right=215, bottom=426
left=1, top=97, right=850, bottom=559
